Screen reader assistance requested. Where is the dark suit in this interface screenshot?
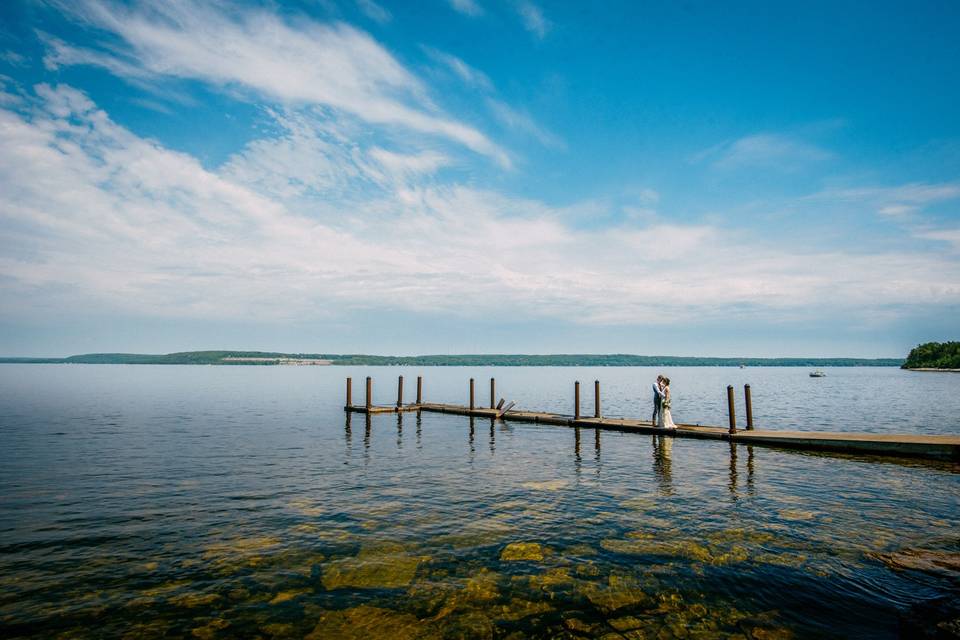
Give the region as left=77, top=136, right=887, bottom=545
left=652, top=382, right=662, bottom=425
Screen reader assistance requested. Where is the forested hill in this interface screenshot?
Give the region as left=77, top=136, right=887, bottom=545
left=0, top=351, right=904, bottom=366
left=902, top=342, right=960, bottom=369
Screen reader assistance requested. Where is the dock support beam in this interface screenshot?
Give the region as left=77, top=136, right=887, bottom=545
left=574, top=381, right=581, bottom=420
left=594, top=380, right=601, bottom=419
left=490, top=378, right=496, bottom=409
left=416, top=376, right=423, bottom=405
left=727, top=385, right=737, bottom=434
left=366, top=377, right=373, bottom=410
left=397, top=376, right=404, bottom=408
left=469, top=378, right=475, bottom=410
left=744, top=384, right=753, bottom=430
left=345, top=377, right=352, bottom=408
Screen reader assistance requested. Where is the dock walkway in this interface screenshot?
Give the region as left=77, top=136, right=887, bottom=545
left=344, top=377, right=960, bottom=462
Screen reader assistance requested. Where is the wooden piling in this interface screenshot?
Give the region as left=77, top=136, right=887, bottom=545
left=727, top=385, right=737, bottom=434
left=416, top=376, right=423, bottom=405
left=469, top=378, right=475, bottom=410
left=490, top=378, right=496, bottom=409
left=574, top=381, right=581, bottom=420
left=744, top=384, right=753, bottom=430
left=594, top=380, right=601, bottom=419
left=345, top=377, right=352, bottom=407
left=366, top=376, right=372, bottom=410
left=397, top=376, right=404, bottom=408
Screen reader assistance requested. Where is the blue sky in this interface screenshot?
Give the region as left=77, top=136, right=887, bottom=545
left=0, top=0, right=958, bottom=357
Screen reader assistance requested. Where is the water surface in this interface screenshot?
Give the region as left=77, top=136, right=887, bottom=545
left=1, top=365, right=958, bottom=639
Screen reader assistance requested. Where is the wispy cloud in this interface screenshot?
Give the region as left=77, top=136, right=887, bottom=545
left=813, top=181, right=960, bottom=217
left=516, top=1, right=550, bottom=39
left=914, top=228, right=960, bottom=251
left=356, top=0, right=391, bottom=24
left=2, top=83, right=957, bottom=330
left=695, top=133, right=831, bottom=171
left=46, top=0, right=509, bottom=165
left=447, top=0, right=483, bottom=17
left=487, top=98, right=564, bottom=149
left=422, top=46, right=493, bottom=91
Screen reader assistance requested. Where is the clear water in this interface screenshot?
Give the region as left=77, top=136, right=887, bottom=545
left=1, top=365, right=958, bottom=639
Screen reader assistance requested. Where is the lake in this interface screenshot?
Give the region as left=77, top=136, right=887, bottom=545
left=1, top=365, right=958, bottom=638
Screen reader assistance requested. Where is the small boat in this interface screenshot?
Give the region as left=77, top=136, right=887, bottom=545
left=809, top=369, right=826, bottom=378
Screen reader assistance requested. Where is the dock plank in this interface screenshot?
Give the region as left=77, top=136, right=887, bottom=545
left=401, top=403, right=959, bottom=461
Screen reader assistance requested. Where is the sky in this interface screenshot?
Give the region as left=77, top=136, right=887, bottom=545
left=0, top=0, right=958, bottom=358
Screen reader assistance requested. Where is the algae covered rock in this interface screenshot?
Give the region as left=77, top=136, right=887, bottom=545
left=578, top=574, right=652, bottom=612
left=322, top=543, right=425, bottom=589
left=305, top=605, right=438, bottom=640
left=500, top=542, right=545, bottom=561
left=870, top=548, right=960, bottom=579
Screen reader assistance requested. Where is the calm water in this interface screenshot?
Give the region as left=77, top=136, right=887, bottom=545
left=1, top=365, right=958, bottom=639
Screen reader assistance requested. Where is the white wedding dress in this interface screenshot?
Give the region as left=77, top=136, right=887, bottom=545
left=658, top=391, right=677, bottom=429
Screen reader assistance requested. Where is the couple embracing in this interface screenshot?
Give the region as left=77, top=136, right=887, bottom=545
left=652, top=375, right=676, bottom=429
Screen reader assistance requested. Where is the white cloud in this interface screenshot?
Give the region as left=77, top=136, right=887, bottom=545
left=448, top=0, right=483, bottom=17
left=47, top=0, right=509, bottom=165
left=697, top=133, right=831, bottom=171
left=516, top=1, right=550, bottom=39
left=877, top=204, right=917, bottom=217
left=915, top=228, right=960, bottom=251
left=2, top=84, right=958, bottom=331
left=422, top=46, right=493, bottom=91
left=487, top=98, right=564, bottom=149
left=813, top=181, right=960, bottom=218
left=356, top=0, right=392, bottom=24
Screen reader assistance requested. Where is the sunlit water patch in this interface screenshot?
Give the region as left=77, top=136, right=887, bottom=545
left=1, top=365, right=958, bottom=638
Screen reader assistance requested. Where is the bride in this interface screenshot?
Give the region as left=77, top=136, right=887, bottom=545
left=657, top=378, right=677, bottom=429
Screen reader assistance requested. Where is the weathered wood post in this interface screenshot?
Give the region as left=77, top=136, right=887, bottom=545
left=366, top=376, right=372, bottom=410
left=727, top=385, right=737, bottom=434
left=490, top=378, right=496, bottom=409
left=345, top=377, right=352, bottom=408
left=397, top=376, right=404, bottom=408
left=469, top=378, right=475, bottom=410
left=574, top=381, right=581, bottom=420
left=744, top=384, right=753, bottom=430
left=594, top=380, right=601, bottom=419
left=416, top=376, right=423, bottom=405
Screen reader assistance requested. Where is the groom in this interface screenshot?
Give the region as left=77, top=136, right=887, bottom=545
left=652, top=375, right=664, bottom=426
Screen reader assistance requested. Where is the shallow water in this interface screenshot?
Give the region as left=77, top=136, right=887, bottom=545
left=0, top=365, right=958, bottom=639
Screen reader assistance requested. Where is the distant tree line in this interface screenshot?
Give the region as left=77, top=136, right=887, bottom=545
left=902, top=342, right=960, bottom=369
left=0, top=351, right=905, bottom=366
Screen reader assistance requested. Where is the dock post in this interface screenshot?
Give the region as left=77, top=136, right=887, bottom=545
left=345, top=377, right=352, bottom=408
left=366, top=376, right=372, bottom=410
left=397, top=376, right=404, bottom=408
left=744, top=384, right=753, bottom=430
left=469, top=378, right=475, bottom=410
left=727, top=385, right=737, bottom=434
left=574, top=381, right=581, bottom=420
left=594, top=380, right=601, bottom=419
left=490, top=378, right=496, bottom=409
left=416, top=376, right=423, bottom=405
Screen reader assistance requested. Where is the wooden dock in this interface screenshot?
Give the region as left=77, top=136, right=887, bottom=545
left=344, top=376, right=960, bottom=462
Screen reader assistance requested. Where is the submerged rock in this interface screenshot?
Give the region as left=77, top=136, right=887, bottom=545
left=521, top=480, right=569, bottom=491
left=500, top=542, right=546, bottom=562
left=578, top=574, right=652, bottom=612
left=322, top=543, right=425, bottom=589
left=190, top=618, right=230, bottom=639
left=305, top=605, right=438, bottom=640
left=871, top=548, right=960, bottom=579
left=269, top=588, right=311, bottom=605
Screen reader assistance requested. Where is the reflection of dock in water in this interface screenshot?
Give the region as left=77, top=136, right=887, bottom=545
left=344, top=376, right=960, bottom=462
